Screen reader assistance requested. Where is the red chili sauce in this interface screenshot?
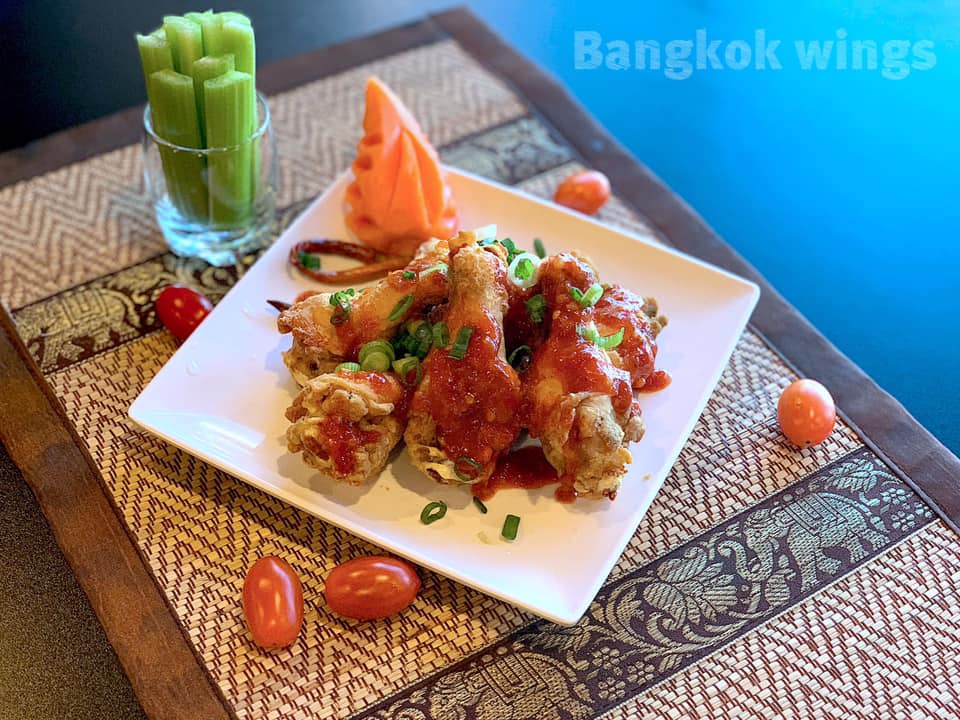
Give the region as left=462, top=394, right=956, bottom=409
left=306, top=415, right=381, bottom=476
left=473, top=445, right=568, bottom=501
left=415, top=310, right=522, bottom=471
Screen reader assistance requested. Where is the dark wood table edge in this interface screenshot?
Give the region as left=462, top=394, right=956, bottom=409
left=0, top=7, right=957, bottom=718
left=430, top=7, right=960, bottom=534
left=0, top=306, right=235, bottom=720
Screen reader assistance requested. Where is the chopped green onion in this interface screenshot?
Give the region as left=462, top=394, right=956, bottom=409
left=478, top=237, right=498, bottom=247
left=392, top=356, right=423, bottom=386
left=448, top=327, right=474, bottom=360
left=454, top=456, right=483, bottom=484
left=597, top=327, right=625, bottom=349
left=525, top=294, right=547, bottom=324
left=360, top=351, right=391, bottom=372
left=500, top=237, right=520, bottom=263
left=336, top=362, right=360, bottom=373
left=533, top=237, right=546, bottom=259
left=388, top=294, right=415, bottom=322
left=570, top=282, right=604, bottom=308
left=297, top=250, right=321, bottom=270
left=577, top=323, right=601, bottom=345
left=358, top=340, right=395, bottom=366
left=578, top=323, right=624, bottom=349
left=515, top=258, right=534, bottom=280
left=432, top=321, right=449, bottom=349
left=420, top=262, right=448, bottom=278
left=413, top=322, right=432, bottom=342
left=581, top=283, right=603, bottom=308
left=507, top=252, right=542, bottom=289
left=420, top=501, right=447, bottom=525
left=501, top=514, right=520, bottom=541
left=472, top=497, right=488, bottom=514
left=329, top=288, right=355, bottom=324
left=507, top=345, right=532, bottom=371
left=403, top=270, right=416, bottom=280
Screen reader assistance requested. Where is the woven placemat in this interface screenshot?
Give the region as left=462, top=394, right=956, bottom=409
left=1, top=9, right=957, bottom=720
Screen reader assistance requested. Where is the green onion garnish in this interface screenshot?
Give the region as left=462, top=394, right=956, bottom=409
left=515, top=258, right=534, bottom=281
left=432, top=321, right=450, bottom=349
left=388, top=294, right=415, bottom=322
left=577, top=323, right=601, bottom=345
left=500, top=237, right=520, bottom=263
left=358, top=340, right=395, bottom=366
left=392, top=356, right=423, bottom=386
left=570, top=283, right=603, bottom=308
left=525, top=295, right=547, bottom=324
left=328, top=288, right=355, bottom=325
left=533, top=237, right=546, bottom=259
left=501, top=514, right=520, bottom=541
left=578, top=323, right=624, bottom=349
left=360, top=351, right=391, bottom=372
left=448, top=327, right=474, bottom=360
left=507, top=345, right=532, bottom=371
left=581, top=283, right=603, bottom=307
left=472, top=497, right=488, bottom=514
left=420, top=501, right=447, bottom=525
left=403, top=270, right=416, bottom=280
left=298, top=251, right=321, bottom=270
left=454, top=456, right=483, bottom=484
left=335, top=362, right=360, bottom=373
left=597, top=327, right=625, bottom=349
left=420, top=262, right=448, bottom=277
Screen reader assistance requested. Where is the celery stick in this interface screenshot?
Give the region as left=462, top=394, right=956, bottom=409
left=162, top=16, right=204, bottom=74
left=136, top=30, right=173, bottom=100
left=185, top=10, right=223, bottom=56
left=220, top=19, right=255, bottom=82
left=204, top=71, right=254, bottom=225
left=218, top=11, right=251, bottom=25
left=191, top=54, right=235, bottom=146
left=219, top=16, right=258, bottom=197
left=149, top=70, right=208, bottom=222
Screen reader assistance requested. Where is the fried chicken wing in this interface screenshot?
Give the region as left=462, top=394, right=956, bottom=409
left=277, top=238, right=450, bottom=385
left=594, top=285, right=665, bottom=390
left=285, top=370, right=409, bottom=485
left=405, top=235, right=522, bottom=485
left=524, top=253, right=645, bottom=499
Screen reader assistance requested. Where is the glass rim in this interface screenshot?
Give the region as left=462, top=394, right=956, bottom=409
left=143, top=91, right=271, bottom=153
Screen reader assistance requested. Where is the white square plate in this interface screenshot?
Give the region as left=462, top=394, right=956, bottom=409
left=129, top=168, right=759, bottom=625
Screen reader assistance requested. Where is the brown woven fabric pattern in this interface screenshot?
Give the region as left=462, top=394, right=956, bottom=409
left=2, top=26, right=957, bottom=720
left=600, top=521, right=960, bottom=719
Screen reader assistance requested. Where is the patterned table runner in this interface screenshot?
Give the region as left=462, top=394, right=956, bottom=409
left=1, top=9, right=957, bottom=720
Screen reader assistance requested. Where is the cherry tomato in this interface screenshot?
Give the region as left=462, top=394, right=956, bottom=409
left=777, top=379, right=837, bottom=448
left=242, top=556, right=304, bottom=649
left=324, top=556, right=420, bottom=621
left=156, top=285, right=213, bottom=342
left=554, top=170, right=611, bottom=215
